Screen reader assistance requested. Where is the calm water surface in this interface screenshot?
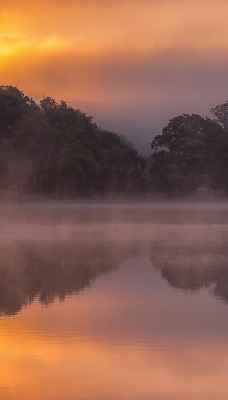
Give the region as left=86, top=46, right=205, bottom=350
left=1, top=203, right=228, bottom=400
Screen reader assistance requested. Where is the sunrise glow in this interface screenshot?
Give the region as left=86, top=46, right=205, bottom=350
left=1, top=0, right=228, bottom=151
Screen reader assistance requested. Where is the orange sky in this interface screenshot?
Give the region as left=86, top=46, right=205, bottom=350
left=1, top=0, right=228, bottom=152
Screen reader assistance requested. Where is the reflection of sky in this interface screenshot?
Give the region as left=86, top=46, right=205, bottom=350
left=1, top=253, right=228, bottom=399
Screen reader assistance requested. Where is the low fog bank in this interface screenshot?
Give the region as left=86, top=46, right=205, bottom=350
left=1, top=201, right=228, bottom=224
left=0, top=202, right=228, bottom=245
left=1, top=202, right=228, bottom=315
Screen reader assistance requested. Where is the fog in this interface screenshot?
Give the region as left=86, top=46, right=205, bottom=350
left=1, top=202, right=228, bottom=316
left=1, top=202, right=228, bottom=252
left=2, top=201, right=228, bottom=400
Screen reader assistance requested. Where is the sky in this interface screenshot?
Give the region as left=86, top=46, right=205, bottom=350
left=1, top=0, right=228, bottom=153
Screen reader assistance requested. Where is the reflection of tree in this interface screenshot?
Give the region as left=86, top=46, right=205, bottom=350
left=0, top=240, right=137, bottom=317
left=151, top=241, right=228, bottom=303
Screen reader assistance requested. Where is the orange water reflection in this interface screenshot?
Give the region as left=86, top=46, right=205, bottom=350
left=1, top=255, right=228, bottom=400
left=1, top=204, right=228, bottom=399
left=1, top=300, right=228, bottom=400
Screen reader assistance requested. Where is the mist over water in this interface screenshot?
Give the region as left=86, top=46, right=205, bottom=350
left=1, top=202, right=228, bottom=400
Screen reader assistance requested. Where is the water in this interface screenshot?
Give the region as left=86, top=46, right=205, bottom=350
left=1, top=203, right=228, bottom=400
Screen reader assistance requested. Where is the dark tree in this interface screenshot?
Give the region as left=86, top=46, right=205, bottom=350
left=210, top=101, right=228, bottom=131
left=151, top=114, right=207, bottom=194
left=0, top=86, right=145, bottom=198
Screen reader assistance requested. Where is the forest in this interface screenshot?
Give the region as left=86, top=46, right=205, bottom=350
left=0, top=85, right=228, bottom=199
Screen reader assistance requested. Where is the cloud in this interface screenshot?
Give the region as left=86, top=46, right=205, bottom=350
left=2, top=44, right=228, bottom=102
left=1, top=43, right=227, bottom=154
left=1, top=0, right=228, bottom=152
left=1, top=0, right=228, bottom=50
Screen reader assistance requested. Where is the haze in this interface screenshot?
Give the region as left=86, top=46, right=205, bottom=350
left=1, top=202, right=228, bottom=400
left=1, top=0, right=228, bottom=152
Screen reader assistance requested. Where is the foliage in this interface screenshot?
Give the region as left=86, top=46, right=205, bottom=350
left=1, top=85, right=228, bottom=198
left=210, top=101, right=228, bottom=131
left=151, top=111, right=228, bottom=195
left=0, top=86, right=144, bottom=198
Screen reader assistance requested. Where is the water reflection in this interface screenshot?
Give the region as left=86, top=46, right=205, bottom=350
left=1, top=204, right=228, bottom=400
left=0, top=240, right=137, bottom=316
left=151, top=225, right=228, bottom=303
left=1, top=251, right=228, bottom=400
left=1, top=204, right=228, bottom=317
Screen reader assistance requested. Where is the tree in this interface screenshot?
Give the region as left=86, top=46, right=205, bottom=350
left=0, top=85, right=145, bottom=198
left=151, top=114, right=208, bottom=194
left=0, top=86, right=31, bottom=137
left=208, top=101, right=228, bottom=192
left=210, top=101, right=228, bottom=131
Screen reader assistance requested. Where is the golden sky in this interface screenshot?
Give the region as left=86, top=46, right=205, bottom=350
left=1, top=0, right=228, bottom=151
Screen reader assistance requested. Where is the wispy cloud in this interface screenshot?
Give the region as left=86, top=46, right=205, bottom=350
left=1, top=0, right=228, bottom=151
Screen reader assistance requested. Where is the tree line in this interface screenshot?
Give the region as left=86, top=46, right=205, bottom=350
left=0, top=86, right=145, bottom=198
left=0, top=85, right=228, bottom=198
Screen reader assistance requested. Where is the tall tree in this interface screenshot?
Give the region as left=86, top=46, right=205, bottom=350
left=151, top=114, right=207, bottom=194
left=210, top=101, right=228, bottom=131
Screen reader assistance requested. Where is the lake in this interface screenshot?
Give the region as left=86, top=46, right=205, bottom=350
left=1, top=202, right=228, bottom=400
